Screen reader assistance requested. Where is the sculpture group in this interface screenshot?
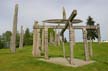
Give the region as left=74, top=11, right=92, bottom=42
left=10, top=4, right=101, bottom=65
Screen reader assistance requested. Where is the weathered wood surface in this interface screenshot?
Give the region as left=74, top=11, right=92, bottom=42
left=41, top=27, right=45, bottom=52
left=60, top=10, right=77, bottom=36
left=97, top=24, right=101, bottom=43
left=69, top=21, right=74, bottom=64
left=19, top=26, right=24, bottom=48
left=63, top=7, right=66, bottom=19
left=10, top=4, right=18, bottom=53
left=83, top=28, right=89, bottom=61
left=32, top=21, right=40, bottom=57
left=44, top=26, right=48, bottom=59
left=34, top=25, right=98, bottom=29
left=61, top=35, right=66, bottom=58
left=43, top=19, right=82, bottom=24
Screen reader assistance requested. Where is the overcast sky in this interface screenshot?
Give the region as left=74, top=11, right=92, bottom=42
left=0, top=0, right=108, bottom=41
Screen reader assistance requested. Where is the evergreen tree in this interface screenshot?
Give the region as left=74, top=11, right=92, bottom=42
left=86, top=16, right=98, bottom=57
left=16, top=31, right=20, bottom=47
left=0, top=35, right=3, bottom=48
left=86, top=16, right=98, bottom=40
left=2, top=31, right=12, bottom=48
left=24, top=28, right=33, bottom=45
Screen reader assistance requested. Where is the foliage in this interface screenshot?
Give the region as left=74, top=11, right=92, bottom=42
left=0, top=31, right=12, bottom=48
left=64, top=37, right=67, bottom=43
left=16, top=31, right=20, bottom=47
left=24, top=28, right=33, bottom=45
left=48, top=28, right=55, bottom=42
left=86, top=16, right=98, bottom=40
left=0, top=35, right=3, bottom=48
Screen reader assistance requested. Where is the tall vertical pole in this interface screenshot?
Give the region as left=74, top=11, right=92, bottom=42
left=41, top=23, right=45, bottom=52
left=32, top=21, right=40, bottom=57
left=19, top=26, right=24, bottom=48
left=44, top=25, right=48, bottom=59
left=10, top=4, right=18, bottom=53
left=83, top=28, right=89, bottom=61
left=62, top=34, right=66, bottom=58
left=97, top=24, right=101, bottom=44
left=69, top=21, right=74, bottom=64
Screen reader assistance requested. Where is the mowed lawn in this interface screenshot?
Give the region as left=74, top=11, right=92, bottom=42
left=0, top=42, right=108, bottom=71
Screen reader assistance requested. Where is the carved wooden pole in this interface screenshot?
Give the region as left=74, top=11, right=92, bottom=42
left=10, top=4, right=18, bottom=53
left=41, top=23, right=45, bottom=52
left=61, top=34, right=66, bottom=58
left=38, top=29, right=41, bottom=49
left=69, top=21, right=74, bottom=64
left=44, top=25, right=48, bottom=59
left=54, top=30, right=57, bottom=45
left=83, top=28, right=89, bottom=61
left=19, top=26, right=24, bottom=48
left=73, top=28, right=75, bottom=45
left=32, top=21, right=40, bottom=57
left=57, top=32, right=60, bottom=46
left=71, top=24, right=75, bottom=45
left=97, top=24, right=101, bottom=44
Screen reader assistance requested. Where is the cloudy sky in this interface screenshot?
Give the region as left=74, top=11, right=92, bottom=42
left=0, top=0, right=108, bottom=41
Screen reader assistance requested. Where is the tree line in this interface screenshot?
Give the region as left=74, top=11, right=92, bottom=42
left=0, top=28, right=56, bottom=49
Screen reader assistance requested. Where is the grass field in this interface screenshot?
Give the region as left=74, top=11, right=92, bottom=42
left=0, top=42, right=108, bottom=71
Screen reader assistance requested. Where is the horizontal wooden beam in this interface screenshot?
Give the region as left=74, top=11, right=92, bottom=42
left=43, top=19, right=82, bottom=24
left=33, top=25, right=98, bottom=29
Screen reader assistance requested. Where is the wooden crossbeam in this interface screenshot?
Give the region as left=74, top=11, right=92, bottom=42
left=60, top=10, right=77, bottom=36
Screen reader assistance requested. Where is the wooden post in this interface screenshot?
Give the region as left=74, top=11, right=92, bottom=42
left=54, top=30, right=56, bottom=45
left=10, top=4, right=18, bottom=53
left=83, top=28, right=89, bottom=61
left=57, top=32, right=60, bottom=46
left=38, top=29, right=41, bottom=49
left=19, top=26, right=24, bottom=48
left=32, top=21, right=40, bottom=57
left=71, top=24, right=75, bottom=45
left=44, top=25, right=48, bottom=59
left=69, top=21, right=74, bottom=64
left=41, top=24, right=45, bottom=52
left=61, top=34, right=66, bottom=58
left=97, top=24, right=101, bottom=44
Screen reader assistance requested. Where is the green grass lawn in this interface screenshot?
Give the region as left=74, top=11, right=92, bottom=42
left=0, top=42, right=108, bottom=71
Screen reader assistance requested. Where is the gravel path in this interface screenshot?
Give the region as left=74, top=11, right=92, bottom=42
left=39, top=57, right=95, bottom=67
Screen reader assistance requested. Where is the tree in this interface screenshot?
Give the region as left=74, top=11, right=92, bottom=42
left=24, top=28, right=33, bottom=45
left=16, top=31, right=20, bottom=47
left=0, top=35, right=3, bottom=49
left=86, top=16, right=98, bottom=57
left=2, top=31, right=12, bottom=48
left=48, top=28, right=55, bottom=42
left=64, top=37, right=67, bottom=43
left=86, top=16, right=98, bottom=40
